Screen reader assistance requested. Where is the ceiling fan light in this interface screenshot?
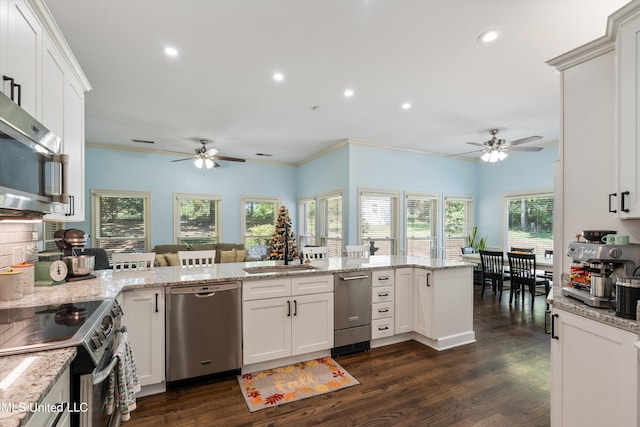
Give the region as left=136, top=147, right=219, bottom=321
left=497, top=151, right=508, bottom=161
left=204, top=158, right=214, bottom=169
left=481, top=152, right=491, bottom=162
left=194, top=157, right=204, bottom=168
left=488, top=150, right=500, bottom=162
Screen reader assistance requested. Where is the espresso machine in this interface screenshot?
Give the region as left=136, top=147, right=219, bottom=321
left=564, top=241, right=640, bottom=308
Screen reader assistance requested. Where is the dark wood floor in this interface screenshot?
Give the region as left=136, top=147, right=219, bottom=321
left=128, top=285, right=550, bottom=427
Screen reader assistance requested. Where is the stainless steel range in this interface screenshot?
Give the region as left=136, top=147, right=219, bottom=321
left=564, top=242, right=640, bottom=308
left=0, top=299, right=126, bottom=426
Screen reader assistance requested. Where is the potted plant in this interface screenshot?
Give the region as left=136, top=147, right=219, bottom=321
left=466, top=226, right=486, bottom=284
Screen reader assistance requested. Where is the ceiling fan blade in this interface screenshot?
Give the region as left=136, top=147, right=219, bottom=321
left=507, top=136, right=542, bottom=147
left=509, top=146, right=543, bottom=152
left=170, top=157, right=195, bottom=163
left=213, top=155, right=246, bottom=162
left=465, top=142, right=485, bottom=147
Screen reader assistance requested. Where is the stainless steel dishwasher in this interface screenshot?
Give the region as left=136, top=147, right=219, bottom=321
left=166, top=282, right=242, bottom=384
left=332, top=271, right=372, bottom=357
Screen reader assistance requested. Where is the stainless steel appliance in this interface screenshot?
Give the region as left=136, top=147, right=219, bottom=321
left=0, top=90, right=68, bottom=218
left=0, top=299, right=126, bottom=426
left=615, top=275, right=640, bottom=319
left=166, top=282, right=242, bottom=384
left=332, top=271, right=372, bottom=357
left=564, top=242, right=640, bottom=309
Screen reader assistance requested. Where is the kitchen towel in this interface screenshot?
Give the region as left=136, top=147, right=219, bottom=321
left=106, top=331, right=141, bottom=421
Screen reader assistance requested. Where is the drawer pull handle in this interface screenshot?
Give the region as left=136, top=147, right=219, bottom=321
left=378, top=308, right=389, bottom=313
left=378, top=292, right=389, bottom=297
left=378, top=326, right=389, bottom=331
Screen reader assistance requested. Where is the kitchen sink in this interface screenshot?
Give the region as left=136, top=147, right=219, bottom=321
left=242, top=264, right=319, bottom=274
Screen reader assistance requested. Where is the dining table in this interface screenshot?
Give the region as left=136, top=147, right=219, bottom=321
left=459, top=252, right=554, bottom=269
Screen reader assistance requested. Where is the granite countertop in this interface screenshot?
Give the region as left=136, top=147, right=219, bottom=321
left=0, top=347, right=76, bottom=427
left=551, top=285, right=640, bottom=334
left=0, top=255, right=472, bottom=310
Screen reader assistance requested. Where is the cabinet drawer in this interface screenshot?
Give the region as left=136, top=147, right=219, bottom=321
left=243, top=278, right=292, bottom=301
left=372, top=318, right=394, bottom=339
left=291, top=274, right=333, bottom=296
left=372, top=302, right=394, bottom=320
left=372, top=269, right=394, bottom=287
left=372, top=285, right=394, bottom=303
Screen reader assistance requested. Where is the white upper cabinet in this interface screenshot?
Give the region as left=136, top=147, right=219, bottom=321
left=617, top=10, right=640, bottom=218
left=0, top=0, right=91, bottom=221
left=0, top=0, right=41, bottom=117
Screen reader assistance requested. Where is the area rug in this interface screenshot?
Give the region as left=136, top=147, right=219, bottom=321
left=237, top=357, right=359, bottom=412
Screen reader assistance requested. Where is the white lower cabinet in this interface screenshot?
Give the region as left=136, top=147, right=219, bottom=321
left=372, top=269, right=395, bottom=339
left=120, top=287, right=165, bottom=390
left=413, top=266, right=475, bottom=350
left=550, top=308, right=640, bottom=427
left=243, top=275, right=333, bottom=365
left=394, top=267, right=413, bottom=334
left=25, top=365, right=70, bottom=427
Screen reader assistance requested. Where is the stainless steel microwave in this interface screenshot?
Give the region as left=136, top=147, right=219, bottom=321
left=0, top=90, right=68, bottom=218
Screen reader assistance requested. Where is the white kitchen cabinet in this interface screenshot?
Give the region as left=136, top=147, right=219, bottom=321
left=121, top=287, right=165, bottom=391
left=394, top=267, right=413, bottom=334
left=0, top=0, right=41, bottom=118
left=617, top=11, right=640, bottom=218
left=25, top=365, right=70, bottom=427
left=242, top=275, right=333, bottom=365
left=550, top=308, right=640, bottom=427
left=413, top=266, right=475, bottom=350
left=371, top=269, right=395, bottom=339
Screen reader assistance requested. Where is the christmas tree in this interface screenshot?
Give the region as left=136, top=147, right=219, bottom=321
left=268, top=205, right=298, bottom=260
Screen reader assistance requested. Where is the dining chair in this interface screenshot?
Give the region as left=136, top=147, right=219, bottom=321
left=479, top=250, right=508, bottom=301
left=303, top=246, right=329, bottom=262
left=112, top=252, right=156, bottom=272
left=178, top=250, right=216, bottom=267
left=507, top=252, right=550, bottom=308
left=346, top=244, right=369, bottom=258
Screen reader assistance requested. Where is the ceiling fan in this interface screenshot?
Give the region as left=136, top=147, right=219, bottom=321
left=170, top=139, right=246, bottom=169
left=450, top=129, right=543, bottom=162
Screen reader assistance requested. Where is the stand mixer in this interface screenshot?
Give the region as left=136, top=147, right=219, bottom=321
left=52, top=228, right=95, bottom=281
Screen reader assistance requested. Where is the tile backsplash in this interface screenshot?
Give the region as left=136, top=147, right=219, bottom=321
left=0, top=223, right=39, bottom=268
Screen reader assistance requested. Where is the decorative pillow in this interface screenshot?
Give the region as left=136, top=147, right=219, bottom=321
left=235, top=249, right=247, bottom=262
left=165, top=253, right=181, bottom=266
left=155, top=254, right=168, bottom=267
left=220, top=249, right=236, bottom=263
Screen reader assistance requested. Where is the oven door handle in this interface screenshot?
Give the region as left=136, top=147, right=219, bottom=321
left=92, top=355, right=119, bottom=385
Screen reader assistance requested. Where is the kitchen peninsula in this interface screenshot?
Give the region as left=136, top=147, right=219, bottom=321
left=0, top=256, right=473, bottom=427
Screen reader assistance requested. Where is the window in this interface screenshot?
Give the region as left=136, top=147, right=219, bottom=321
left=242, top=197, right=279, bottom=260
left=359, top=190, right=399, bottom=255
left=444, top=196, right=473, bottom=261
left=42, top=221, right=65, bottom=252
left=298, top=196, right=316, bottom=247
left=318, top=191, right=343, bottom=257
left=505, top=192, right=553, bottom=256
left=92, top=190, right=150, bottom=256
left=405, top=193, right=438, bottom=257
left=174, top=193, right=220, bottom=245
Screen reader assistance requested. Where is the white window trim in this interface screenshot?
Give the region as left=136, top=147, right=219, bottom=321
left=502, top=189, right=553, bottom=252
left=317, top=189, right=344, bottom=249
left=358, top=188, right=400, bottom=255
left=173, top=192, right=222, bottom=244
left=91, top=189, right=151, bottom=251
left=297, top=194, right=317, bottom=247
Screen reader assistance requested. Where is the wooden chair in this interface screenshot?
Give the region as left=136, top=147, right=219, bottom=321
left=507, top=252, right=550, bottom=308
left=346, top=244, right=369, bottom=258
left=178, top=250, right=216, bottom=267
left=479, top=250, right=508, bottom=301
left=303, top=246, right=329, bottom=262
left=112, top=252, right=156, bottom=272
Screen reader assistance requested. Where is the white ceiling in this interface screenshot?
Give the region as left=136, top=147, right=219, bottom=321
left=44, top=0, right=628, bottom=165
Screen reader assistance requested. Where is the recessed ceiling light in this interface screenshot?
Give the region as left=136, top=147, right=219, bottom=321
left=273, top=73, right=284, bottom=82
left=344, top=89, right=354, bottom=98
left=478, top=30, right=500, bottom=44
left=401, top=102, right=412, bottom=110
left=164, top=46, right=178, bottom=57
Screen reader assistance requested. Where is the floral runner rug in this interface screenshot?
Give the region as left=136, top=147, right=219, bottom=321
left=237, top=357, right=359, bottom=412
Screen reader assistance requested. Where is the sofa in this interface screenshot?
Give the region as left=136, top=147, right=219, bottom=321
left=153, top=243, right=256, bottom=266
